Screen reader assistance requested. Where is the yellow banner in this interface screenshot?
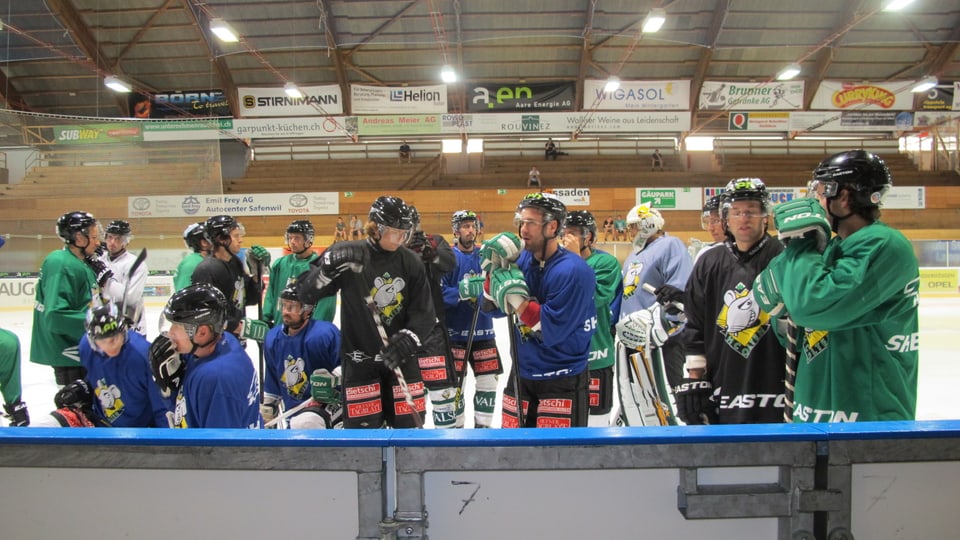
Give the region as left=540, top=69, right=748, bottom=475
left=919, top=268, right=959, bottom=295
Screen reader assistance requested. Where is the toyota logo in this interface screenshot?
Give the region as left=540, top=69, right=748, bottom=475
left=289, top=194, right=308, bottom=208
left=132, top=198, right=151, bottom=211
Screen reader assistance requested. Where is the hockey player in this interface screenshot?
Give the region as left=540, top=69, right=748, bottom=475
left=754, top=150, right=919, bottom=422
left=481, top=193, right=596, bottom=428
left=441, top=210, right=504, bottom=428
left=677, top=178, right=786, bottom=425
left=688, top=194, right=725, bottom=261
left=562, top=210, right=623, bottom=427
left=149, top=283, right=260, bottom=428
left=262, top=220, right=336, bottom=325
left=53, top=303, right=170, bottom=427
left=31, top=211, right=126, bottom=386
left=173, top=222, right=210, bottom=292
left=405, top=205, right=460, bottom=428
left=616, top=203, right=692, bottom=388
left=261, top=285, right=342, bottom=429
left=1, top=328, right=29, bottom=426
left=191, top=214, right=270, bottom=340
left=296, top=195, right=434, bottom=429
left=101, top=220, right=147, bottom=334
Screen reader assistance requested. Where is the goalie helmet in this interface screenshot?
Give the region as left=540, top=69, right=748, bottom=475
left=721, top=177, right=769, bottom=215
left=626, top=203, right=664, bottom=243
left=56, top=211, right=97, bottom=244
left=182, top=222, right=206, bottom=252
left=563, top=210, right=597, bottom=242
left=451, top=210, right=478, bottom=234
left=105, top=220, right=131, bottom=236
left=809, top=150, right=891, bottom=209
left=369, top=196, right=413, bottom=230
left=286, top=220, right=315, bottom=244
left=204, top=215, right=239, bottom=244
left=161, top=283, right=227, bottom=338
left=85, top=303, right=127, bottom=350
left=516, top=192, right=567, bottom=224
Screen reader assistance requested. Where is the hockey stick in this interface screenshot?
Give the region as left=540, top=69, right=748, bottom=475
left=783, top=317, right=800, bottom=423
left=506, top=311, right=526, bottom=427
left=363, top=293, right=424, bottom=429
left=119, top=248, right=147, bottom=329
left=458, top=297, right=483, bottom=388
left=263, top=399, right=312, bottom=428
left=254, top=258, right=266, bottom=407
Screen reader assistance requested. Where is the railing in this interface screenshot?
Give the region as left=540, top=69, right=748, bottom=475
left=398, top=154, right=444, bottom=190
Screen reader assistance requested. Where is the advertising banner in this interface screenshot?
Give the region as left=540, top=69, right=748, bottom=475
left=231, top=117, right=357, bottom=139
left=351, top=84, right=448, bottom=114
left=128, top=192, right=339, bottom=218
left=357, top=115, right=442, bottom=136
left=54, top=123, right=143, bottom=145
left=438, top=111, right=691, bottom=134
left=468, top=82, right=574, bottom=112
left=546, top=188, right=590, bottom=207
left=914, top=85, right=955, bottom=111
left=238, top=85, right=343, bottom=117
left=699, top=81, right=804, bottom=110
left=130, top=90, right=230, bottom=118
left=790, top=111, right=914, bottom=132
left=142, top=118, right=233, bottom=141
left=810, top=81, right=916, bottom=111
left=728, top=111, right=791, bottom=131
left=914, top=111, right=960, bottom=128
left=635, top=188, right=701, bottom=210
left=583, top=80, right=690, bottom=110
left=882, top=186, right=925, bottom=209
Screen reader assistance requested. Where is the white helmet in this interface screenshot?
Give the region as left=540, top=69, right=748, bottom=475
left=626, top=203, right=664, bottom=246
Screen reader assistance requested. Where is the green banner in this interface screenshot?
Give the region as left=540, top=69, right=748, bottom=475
left=54, top=123, right=144, bottom=145
left=357, top=115, right=441, bottom=136
left=639, top=189, right=678, bottom=208
left=142, top=118, right=233, bottom=132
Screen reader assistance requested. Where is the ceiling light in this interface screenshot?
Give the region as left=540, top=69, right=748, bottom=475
left=883, top=0, right=916, bottom=12
left=604, top=76, right=621, bottom=92
left=642, top=9, right=666, bottom=33
left=209, top=18, right=239, bottom=42
left=440, top=65, right=457, bottom=83
left=911, top=76, right=937, bottom=93
left=284, top=82, right=304, bottom=98
left=776, top=63, right=802, bottom=81
left=104, top=75, right=132, bottom=93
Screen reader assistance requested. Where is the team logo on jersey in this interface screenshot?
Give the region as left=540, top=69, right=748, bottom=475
left=802, top=329, right=828, bottom=363
left=371, top=273, right=406, bottom=325
left=95, top=379, right=125, bottom=422
left=347, top=349, right=372, bottom=364
left=716, top=283, right=770, bottom=358
left=622, top=261, right=644, bottom=298
left=172, top=390, right=188, bottom=428
left=282, top=356, right=309, bottom=400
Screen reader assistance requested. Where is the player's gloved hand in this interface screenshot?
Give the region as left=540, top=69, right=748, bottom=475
left=149, top=334, right=184, bottom=399
left=753, top=268, right=786, bottom=318
left=654, top=284, right=684, bottom=307
left=84, top=255, right=114, bottom=287
left=246, top=245, right=271, bottom=275
left=54, top=379, right=94, bottom=410
left=458, top=274, right=485, bottom=301
left=260, top=398, right=279, bottom=428
left=240, top=318, right=269, bottom=343
left=380, top=329, right=420, bottom=370
left=318, top=243, right=367, bottom=277
left=479, top=232, right=522, bottom=273
left=773, top=198, right=831, bottom=253
left=616, top=305, right=673, bottom=350
left=309, top=368, right=342, bottom=404
left=673, top=378, right=718, bottom=425
left=488, top=266, right=529, bottom=313
left=95, top=241, right=106, bottom=257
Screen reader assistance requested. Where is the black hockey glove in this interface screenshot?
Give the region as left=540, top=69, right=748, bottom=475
left=54, top=379, right=94, bottom=410
left=95, top=241, right=106, bottom=257
left=408, top=231, right=438, bottom=263
left=149, top=335, right=184, bottom=399
left=380, top=329, right=421, bottom=370
left=654, top=284, right=684, bottom=307
left=673, top=378, right=718, bottom=425
left=84, top=255, right=114, bottom=287
left=319, top=243, right=367, bottom=277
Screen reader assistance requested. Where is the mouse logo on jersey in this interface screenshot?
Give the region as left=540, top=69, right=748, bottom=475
left=716, top=283, right=771, bottom=358
left=96, top=379, right=125, bottom=422
left=282, top=356, right=309, bottom=400
left=622, top=262, right=644, bottom=299
left=372, top=274, right=406, bottom=325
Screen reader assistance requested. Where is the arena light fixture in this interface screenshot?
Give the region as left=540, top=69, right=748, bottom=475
left=440, top=65, right=457, bottom=83
left=209, top=18, right=239, bottom=42
left=284, top=82, right=304, bottom=98
left=776, top=63, right=802, bottom=81
left=911, top=76, right=937, bottom=93
left=883, top=0, right=916, bottom=12
left=104, top=75, right=132, bottom=93
left=604, top=76, right=621, bottom=92
left=642, top=9, right=666, bottom=33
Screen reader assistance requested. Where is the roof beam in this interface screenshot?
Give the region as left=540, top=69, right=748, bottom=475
left=317, top=0, right=352, bottom=114
left=689, top=0, right=729, bottom=113
left=179, top=0, right=239, bottom=118
left=576, top=0, right=598, bottom=111
left=0, top=69, right=31, bottom=111
left=113, top=0, right=178, bottom=64
left=802, top=1, right=862, bottom=109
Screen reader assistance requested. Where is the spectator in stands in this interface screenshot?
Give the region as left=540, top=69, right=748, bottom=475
left=545, top=138, right=558, bottom=161
left=614, top=214, right=626, bottom=241
left=350, top=214, right=363, bottom=240
left=602, top=216, right=614, bottom=242
left=528, top=166, right=542, bottom=190
left=651, top=149, right=664, bottom=171
left=334, top=217, right=347, bottom=243
left=399, top=140, right=412, bottom=164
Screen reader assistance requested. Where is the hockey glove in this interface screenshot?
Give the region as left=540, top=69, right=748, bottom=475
left=149, top=334, right=184, bottom=399
left=458, top=274, right=486, bottom=301
left=773, top=198, right=831, bottom=253
left=50, top=407, right=96, bottom=428
left=319, top=243, right=367, bottom=277
left=753, top=269, right=786, bottom=318
left=240, top=318, right=269, bottom=343
left=84, top=255, right=114, bottom=287
left=673, top=378, right=718, bottom=425
left=380, top=329, right=421, bottom=370
left=407, top=231, right=439, bottom=263
left=488, top=266, right=529, bottom=314
left=260, top=398, right=279, bottom=428
left=95, top=241, right=106, bottom=257
left=54, top=379, right=94, bottom=410
left=247, top=245, right=271, bottom=275
left=654, top=284, right=685, bottom=311
left=310, top=368, right=342, bottom=403
left=479, top=232, right=522, bottom=273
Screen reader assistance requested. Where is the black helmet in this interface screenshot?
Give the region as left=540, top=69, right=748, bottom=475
left=451, top=210, right=477, bottom=234
left=204, top=215, right=238, bottom=244
left=563, top=210, right=597, bottom=242
left=85, top=303, right=127, bottom=346
left=56, top=211, right=96, bottom=244
left=810, top=150, right=892, bottom=208
left=183, top=222, right=206, bottom=252
left=721, top=177, right=769, bottom=214
left=406, top=205, right=421, bottom=228
left=702, top=194, right=722, bottom=213
left=280, top=283, right=314, bottom=313
left=162, top=283, right=227, bottom=337
left=105, top=220, right=131, bottom=236
left=369, top=196, right=413, bottom=230
left=516, top=192, right=567, bottom=225
left=286, top=220, right=315, bottom=244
